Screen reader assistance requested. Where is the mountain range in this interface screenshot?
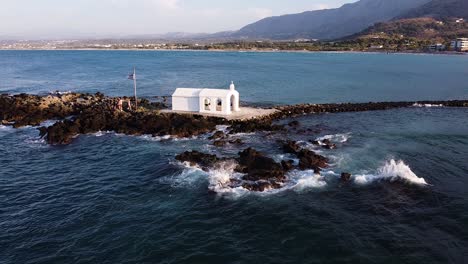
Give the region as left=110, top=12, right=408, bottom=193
left=351, top=17, right=468, bottom=41
left=349, top=0, right=468, bottom=41
left=10, top=0, right=465, bottom=43
left=207, top=0, right=467, bottom=41
left=398, top=0, right=468, bottom=20
left=231, top=0, right=432, bottom=40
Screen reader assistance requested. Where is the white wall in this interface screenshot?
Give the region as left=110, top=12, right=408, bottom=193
left=199, top=95, right=231, bottom=115
left=172, top=97, right=199, bottom=112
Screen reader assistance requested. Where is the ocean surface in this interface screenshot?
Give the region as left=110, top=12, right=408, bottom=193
left=1, top=51, right=468, bottom=263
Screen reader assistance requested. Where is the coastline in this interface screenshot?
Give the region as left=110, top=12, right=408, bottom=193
left=0, top=48, right=467, bottom=56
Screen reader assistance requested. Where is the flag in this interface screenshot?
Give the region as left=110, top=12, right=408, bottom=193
left=128, top=73, right=135, bottom=80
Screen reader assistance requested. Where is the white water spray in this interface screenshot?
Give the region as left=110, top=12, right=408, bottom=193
left=354, top=159, right=428, bottom=185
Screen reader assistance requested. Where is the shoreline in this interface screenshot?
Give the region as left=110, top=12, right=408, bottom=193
left=0, top=48, right=467, bottom=56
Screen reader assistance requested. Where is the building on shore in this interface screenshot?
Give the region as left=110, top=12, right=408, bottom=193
left=171, top=82, right=240, bottom=115
left=450, top=38, right=468, bottom=51
left=369, top=45, right=384, bottom=50
left=427, top=43, right=445, bottom=52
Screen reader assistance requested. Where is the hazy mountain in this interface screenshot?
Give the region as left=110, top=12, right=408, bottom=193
left=398, top=0, right=468, bottom=20
left=232, top=0, right=431, bottom=40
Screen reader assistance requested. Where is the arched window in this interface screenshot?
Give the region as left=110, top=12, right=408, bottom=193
left=230, top=94, right=239, bottom=112
left=230, top=94, right=235, bottom=108
left=204, top=98, right=211, bottom=111
left=216, top=98, right=222, bottom=111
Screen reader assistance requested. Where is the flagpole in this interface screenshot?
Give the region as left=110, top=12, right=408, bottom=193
left=133, top=67, right=138, bottom=110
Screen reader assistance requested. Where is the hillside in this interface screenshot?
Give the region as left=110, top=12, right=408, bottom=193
left=232, top=0, right=431, bottom=40
left=399, top=0, right=468, bottom=20
left=353, top=17, right=468, bottom=41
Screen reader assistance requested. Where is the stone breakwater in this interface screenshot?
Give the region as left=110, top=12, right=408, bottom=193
left=1, top=92, right=467, bottom=145
left=271, top=101, right=468, bottom=120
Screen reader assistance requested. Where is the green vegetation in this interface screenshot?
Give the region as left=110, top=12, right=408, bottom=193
left=354, top=17, right=468, bottom=42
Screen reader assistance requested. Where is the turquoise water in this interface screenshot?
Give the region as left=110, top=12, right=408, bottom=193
left=1, top=51, right=467, bottom=104
left=1, top=51, right=468, bottom=263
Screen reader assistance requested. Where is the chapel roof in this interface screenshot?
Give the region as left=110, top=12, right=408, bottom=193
left=172, top=88, right=237, bottom=98
left=199, top=88, right=237, bottom=98
left=172, top=88, right=203, bottom=97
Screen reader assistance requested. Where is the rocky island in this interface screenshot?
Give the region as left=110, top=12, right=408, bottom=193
left=2, top=92, right=467, bottom=145
left=1, top=92, right=467, bottom=192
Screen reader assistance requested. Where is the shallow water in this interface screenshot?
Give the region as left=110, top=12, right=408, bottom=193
left=1, top=51, right=468, bottom=263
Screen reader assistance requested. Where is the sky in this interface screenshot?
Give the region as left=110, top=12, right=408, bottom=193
left=0, top=0, right=357, bottom=39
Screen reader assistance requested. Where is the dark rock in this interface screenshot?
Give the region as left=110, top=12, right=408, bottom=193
left=209, top=131, right=225, bottom=140
left=228, top=138, right=243, bottom=145
left=288, top=120, right=300, bottom=127
left=237, top=148, right=286, bottom=182
left=174, top=148, right=287, bottom=192
left=281, top=160, right=295, bottom=171
left=229, top=119, right=284, bottom=134
left=242, top=181, right=277, bottom=192
left=341, top=172, right=352, bottom=182
left=3, top=92, right=468, bottom=146
left=282, top=140, right=301, bottom=154
left=213, top=140, right=227, bottom=147
left=175, top=151, right=223, bottom=170
left=309, top=140, right=320, bottom=145
left=297, top=149, right=328, bottom=172
left=323, top=143, right=337, bottom=150
left=37, top=126, right=48, bottom=138
left=44, top=119, right=81, bottom=145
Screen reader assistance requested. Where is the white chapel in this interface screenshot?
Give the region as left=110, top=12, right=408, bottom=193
left=171, top=82, right=240, bottom=115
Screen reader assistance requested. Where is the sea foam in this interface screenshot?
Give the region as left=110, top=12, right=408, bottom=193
left=317, top=133, right=352, bottom=143
left=207, top=161, right=246, bottom=195
left=354, top=159, right=428, bottom=186
left=288, top=170, right=327, bottom=191
left=0, top=125, right=13, bottom=131
left=412, top=103, right=443, bottom=108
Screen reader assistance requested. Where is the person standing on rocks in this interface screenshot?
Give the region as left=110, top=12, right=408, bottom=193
left=127, top=99, right=132, bottom=111
left=118, top=98, right=123, bottom=111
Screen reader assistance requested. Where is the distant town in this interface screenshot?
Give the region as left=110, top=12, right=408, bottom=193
left=1, top=36, right=467, bottom=54
left=0, top=38, right=466, bottom=54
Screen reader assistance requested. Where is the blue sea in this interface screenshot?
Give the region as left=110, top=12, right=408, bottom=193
left=1, top=51, right=468, bottom=263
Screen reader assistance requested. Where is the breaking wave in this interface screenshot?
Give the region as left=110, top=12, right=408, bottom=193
left=24, top=137, right=46, bottom=145
left=354, top=159, right=428, bottom=186
left=49, top=90, right=72, bottom=95
left=317, top=133, right=352, bottom=143
left=175, top=160, right=329, bottom=197
left=139, top=134, right=195, bottom=142
left=0, top=125, right=14, bottom=132
left=287, top=170, right=327, bottom=191
left=39, top=119, right=60, bottom=127
left=91, top=131, right=114, bottom=137
left=412, top=103, right=443, bottom=108
left=173, top=156, right=427, bottom=196
left=207, top=161, right=246, bottom=196
left=215, top=125, right=230, bottom=133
